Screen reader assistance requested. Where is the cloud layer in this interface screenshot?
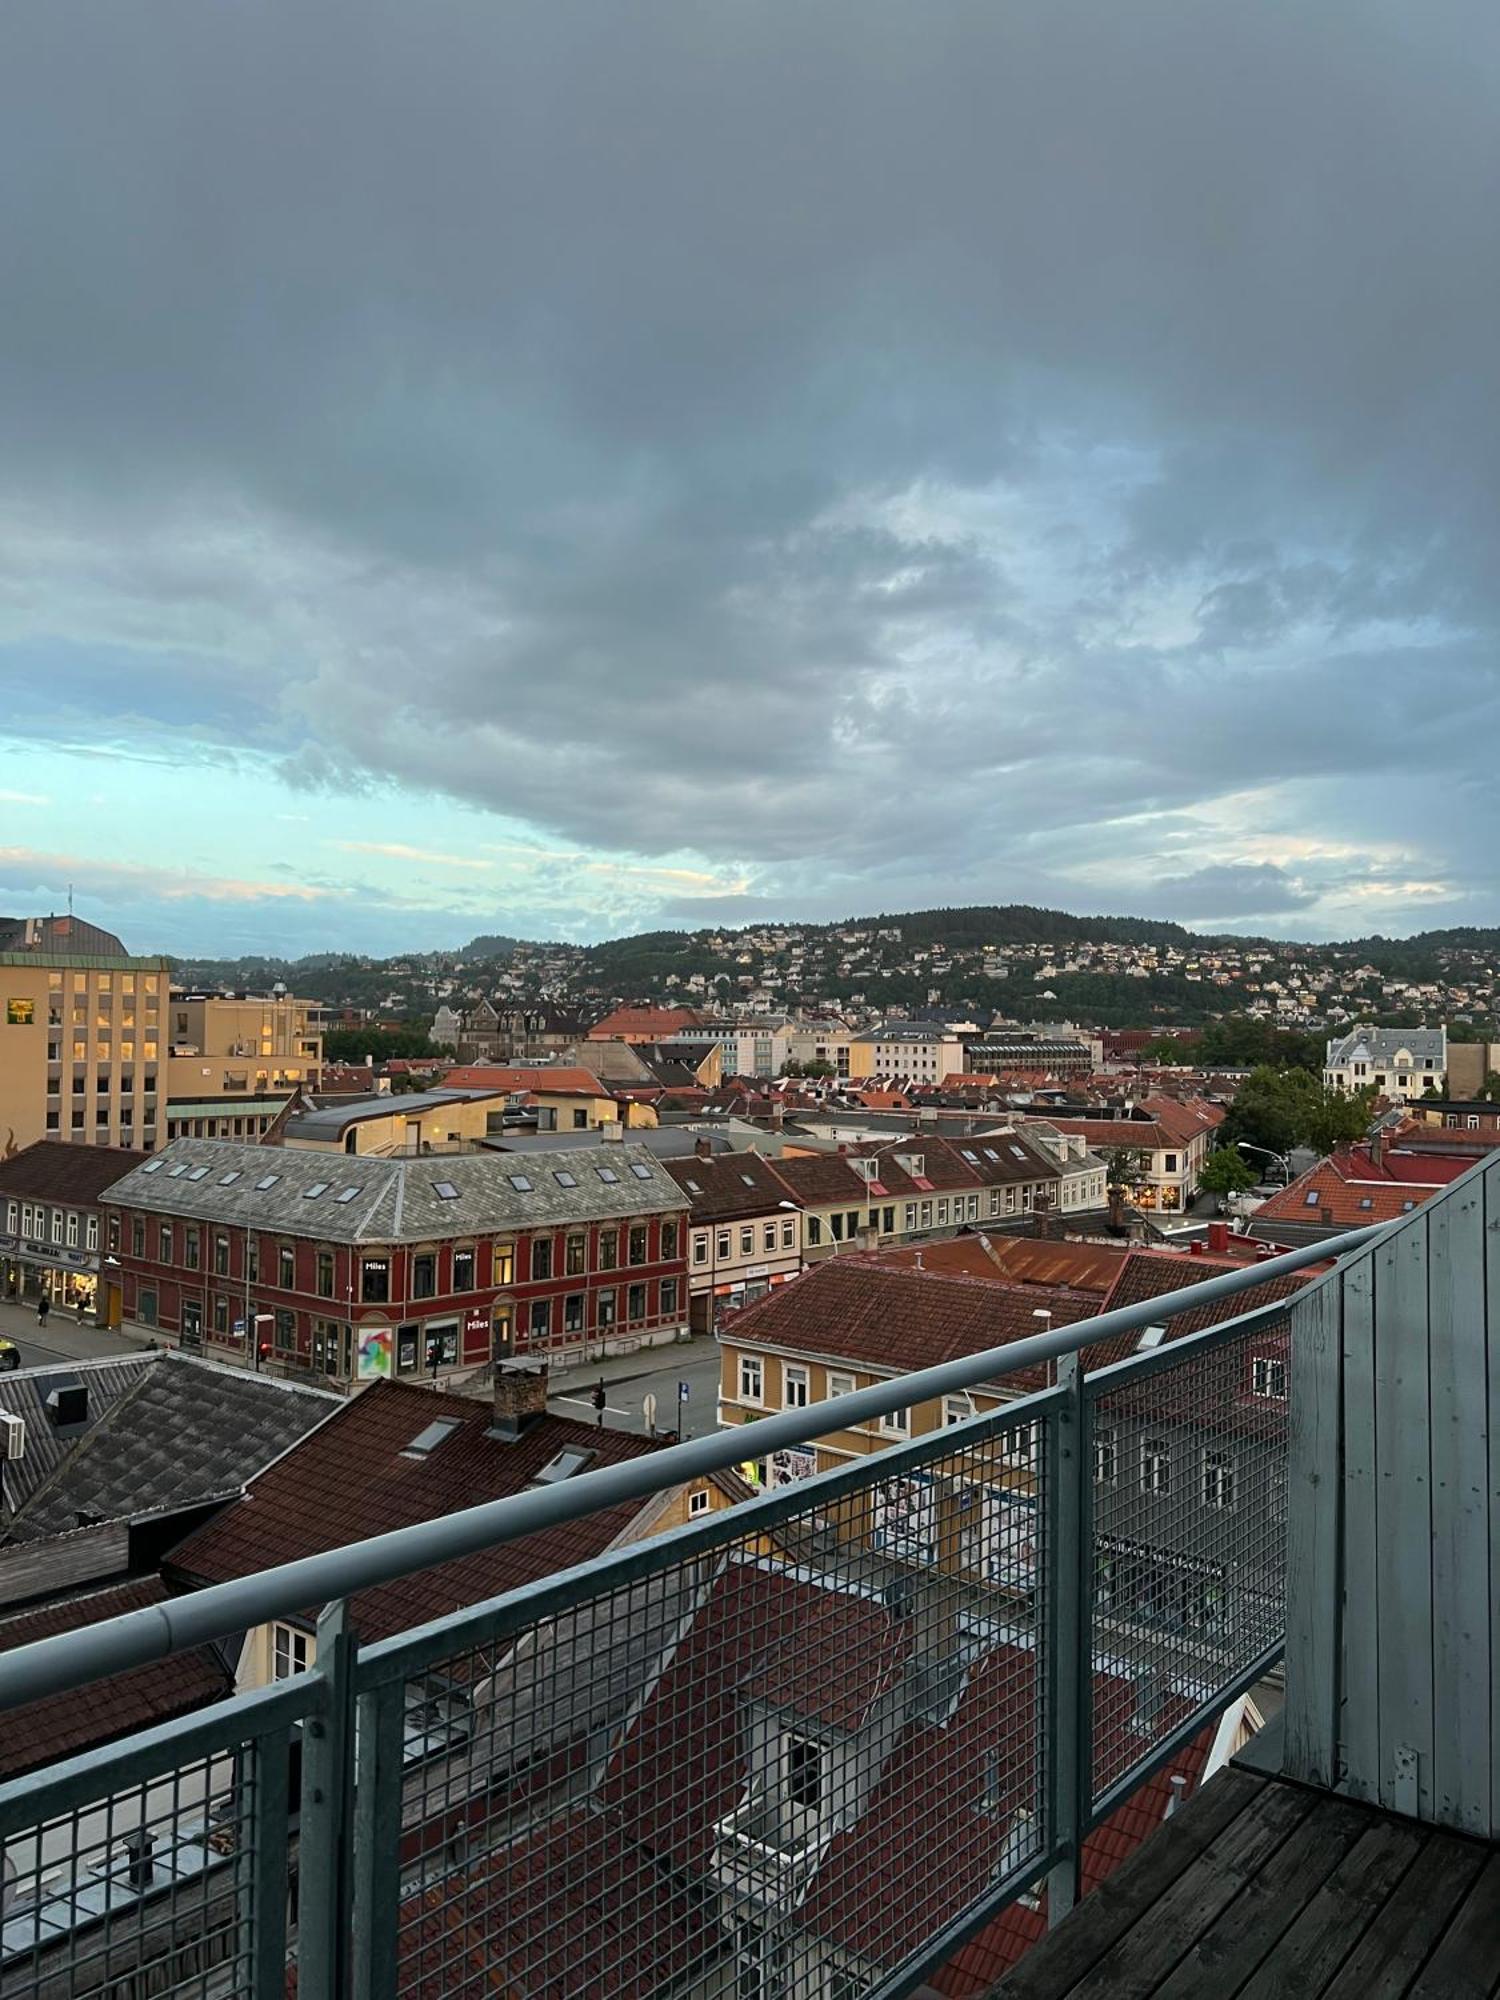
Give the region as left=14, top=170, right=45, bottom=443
left=2, top=2, right=1496, bottom=948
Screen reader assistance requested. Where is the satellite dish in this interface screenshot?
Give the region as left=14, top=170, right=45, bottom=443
left=642, top=1393, right=658, bottom=1431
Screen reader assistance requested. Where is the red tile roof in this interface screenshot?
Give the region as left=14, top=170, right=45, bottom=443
left=931, top=1723, right=1219, bottom=1994
left=0, top=1576, right=230, bottom=1778
left=168, top=1382, right=668, bottom=1643
left=661, top=1150, right=802, bottom=1221
left=438, top=1063, right=609, bottom=1096
left=872, top=1235, right=1127, bottom=1296
left=587, top=1005, right=704, bottom=1041
left=1252, top=1157, right=1441, bottom=1229
left=726, top=1258, right=1098, bottom=1381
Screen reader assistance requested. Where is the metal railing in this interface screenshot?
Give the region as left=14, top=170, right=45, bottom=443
left=0, top=1225, right=1379, bottom=2000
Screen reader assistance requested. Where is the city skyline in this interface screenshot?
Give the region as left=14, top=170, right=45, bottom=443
left=3, top=4, right=1495, bottom=954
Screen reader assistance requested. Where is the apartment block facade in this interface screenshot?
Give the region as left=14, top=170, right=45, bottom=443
left=101, top=1138, right=690, bottom=1382
left=0, top=947, right=169, bottom=1155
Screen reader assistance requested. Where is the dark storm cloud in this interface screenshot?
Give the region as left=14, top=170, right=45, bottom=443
left=1151, top=863, right=1318, bottom=921
left=3, top=0, right=1498, bottom=929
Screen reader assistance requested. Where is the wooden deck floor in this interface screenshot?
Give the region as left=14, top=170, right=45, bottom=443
left=991, top=1764, right=1500, bottom=2000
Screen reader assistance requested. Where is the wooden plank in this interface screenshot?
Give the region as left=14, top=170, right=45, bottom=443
left=1338, top=1253, right=1380, bottom=1804
left=1060, top=1778, right=1316, bottom=2000
left=994, top=1768, right=1271, bottom=1999
left=1372, top=1211, right=1434, bottom=1818
left=1404, top=1850, right=1500, bottom=2000
left=1426, top=1182, right=1491, bottom=1837
left=1284, top=1277, right=1343, bottom=1789
left=1150, top=1794, right=1371, bottom=1999
left=1319, top=1830, right=1488, bottom=2000
left=1485, top=1153, right=1500, bottom=1842
left=1234, top=1814, right=1426, bottom=2000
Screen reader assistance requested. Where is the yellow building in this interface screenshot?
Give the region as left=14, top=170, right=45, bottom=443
left=165, top=990, right=323, bottom=1103
left=0, top=935, right=169, bottom=1155
left=279, top=1087, right=511, bottom=1156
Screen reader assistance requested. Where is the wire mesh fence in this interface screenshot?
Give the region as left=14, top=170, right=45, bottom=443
left=0, top=1279, right=1320, bottom=2000
left=358, top=1403, right=1054, bottom=2000
left=0, top=1680, right=305, bottom=2000
left=1086, top=1308, right=1290, bottom=1808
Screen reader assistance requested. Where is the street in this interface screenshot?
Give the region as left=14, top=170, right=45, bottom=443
left=547, top=1336, right=724, bottom=1440
left=0, top=1297, right=144, bottom=1373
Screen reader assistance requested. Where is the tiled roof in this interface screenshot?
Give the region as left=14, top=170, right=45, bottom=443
left=0, top=1351, right=338, bottom=1542
left=0, top=1577, right=230, bottom=1778
left=0, top=1139, right=147, bottom=1204
left=437, top=1065, right=609, bottom=1095
left=587, top=1005, right=704, bottom=1039
left=168, top=1382, right=670, bottom=1643
left=727, top=1259, right=1097, bottom=1381
left=764, top=1151, right=870, bottom=1206
left=1252, top=1160, right=1437, bottom=1230
left=931, top=1722, right=1218, bottom=1994
left=1093, top=1250, right=1309, bottom=1352
left=661, top=1150, right=801, bottom=1222
left=873, top=1235, right=1127, bottom=1295
left=100, top=1137, right=685, bottom=1242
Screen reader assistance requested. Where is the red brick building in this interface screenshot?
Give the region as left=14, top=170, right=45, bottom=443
left=99, top=1139, right=689, bottom=1383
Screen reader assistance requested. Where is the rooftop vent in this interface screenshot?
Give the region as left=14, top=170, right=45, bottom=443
left=46, top=1383, right=88, bottom=1428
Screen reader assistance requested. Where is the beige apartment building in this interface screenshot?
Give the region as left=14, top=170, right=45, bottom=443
left=1, top=942, right=169, bottom=1155
left=165, top=991, right=323, bottom=1102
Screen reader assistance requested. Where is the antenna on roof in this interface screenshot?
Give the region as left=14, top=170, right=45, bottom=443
left=67, top=882, right=74, bottom=917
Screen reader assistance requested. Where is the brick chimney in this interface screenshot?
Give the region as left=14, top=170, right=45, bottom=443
left=1207, top=1220, right=1229, bottom=1254
left=694, top=1135, right=714, bottom=1159
left=492, top=1361, right=550, bottom=1439
left=1369, top=1128, right=1387, bottom=1169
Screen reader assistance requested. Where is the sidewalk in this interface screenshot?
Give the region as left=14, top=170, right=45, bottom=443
left=0, top=1294, right=148, bottom=1365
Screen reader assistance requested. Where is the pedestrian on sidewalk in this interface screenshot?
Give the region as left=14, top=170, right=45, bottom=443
left=592, top=1380, right=607, bottom=1427
left=36, top=1293, right=50, bottom=1328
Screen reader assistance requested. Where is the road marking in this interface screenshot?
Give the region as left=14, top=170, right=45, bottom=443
left=551, top=1395, right=632, bottom=1418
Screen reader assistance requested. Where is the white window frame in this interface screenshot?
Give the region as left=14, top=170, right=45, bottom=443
left=943, top=1394, right=974, bottom=1427
left=1141, top=1441, right=1171, bottom=1496
left=272, top=1623, right=312, bottom=1680
left=783, top=1364, right=810, bottom=1410
left=1251, top=1356, right=1287, bottom=1399
left=688, top=1487, right=711, bottom=1517
left=693, top=1232, right=709, bottom=1266
left=66, top=1210, right=79, bottom=1248
left=1093, top=1427, right=1118, bottom=1484
left=879, top=1405, right=910, bottom=1437
left=1202, top=1450, right=1237, bottom=1510
left=738, top=1353, right=764, bottom=1405
left=827, top=1369, right=856, bottom=1401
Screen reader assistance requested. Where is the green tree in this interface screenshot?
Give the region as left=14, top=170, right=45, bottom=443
left=1197, top=1147, right=1259, bottom=1197
left=1222, top=1066, right=1315, bottom=1158
left=1104, top=1146, right=1151, bottom=1188
left=322, top=1027, right=452, bottom=1063
left=1477, top=1072, right=1500, bottom=1103
left=1305, top=1084, right=1376, bottom=1154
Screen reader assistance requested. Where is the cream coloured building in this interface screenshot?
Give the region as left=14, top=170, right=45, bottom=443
left=0, top=935, right=169, bottom=1154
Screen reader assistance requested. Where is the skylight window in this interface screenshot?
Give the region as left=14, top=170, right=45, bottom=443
left=186, top=1166, right=210, bottom=1181
left=960, top=1149, right=979, bottom=1164
left=1009, top=1145, right=1029, bottom=1161
left=217, top=1171, right=242, bottom=1186
left=596, top=1167, right=620, bottom=1183
left=140, top=1158, right=164, bottom=1174
left=254, top=1174, right=281, bottom=1191
left=532, top=1445, right=596, bottom=1484
left=1137, top=1325, right=1166, bottom=1352
left=166, top=1164, right=189, bottom=1178
left=432, top=1181, right=460, bottom=1200
left=1358, top=1196, right=1374, bottom=1210
left=401, top=1416, right=462, bottom=1460
left=740, top=1173, right=756, bottom=1187
left=508, top=1174, right=534, bottom=1192
left=629, top=1162, right=653, bottom=1180
left=302, top=1182, right=330, bottom=1199
left=553, top=1170, right=578, bottom=1188
left=684, top=1178, right=701, bottom=1195
left=1402, top=1198, right=1416, bottom=1212
left=335, top=1186, right=361, bottom=1204
left=982, top=1148, right=1000, bottom=1161
left=1304, top=1190, right=1321, bottom=1207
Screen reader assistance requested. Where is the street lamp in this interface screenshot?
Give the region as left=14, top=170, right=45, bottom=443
left=1235, top=1140, right=1292, bottom=1185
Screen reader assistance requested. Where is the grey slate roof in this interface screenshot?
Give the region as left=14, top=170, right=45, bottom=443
left=100, top=1136, right=687, bottom=1243
left=1326, top=1026, right=1446, bottom=1068
left=0, top=1350, right=338, bottom=1543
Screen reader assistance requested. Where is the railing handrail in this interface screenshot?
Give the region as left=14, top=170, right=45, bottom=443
left=0, top=1221, right=1382, bottom=1711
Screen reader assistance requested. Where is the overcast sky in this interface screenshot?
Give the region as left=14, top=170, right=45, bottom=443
left=1, top=2, right=1495, bottom=956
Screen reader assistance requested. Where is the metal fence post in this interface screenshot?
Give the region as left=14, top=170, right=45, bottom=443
left=298, top=1598, right=358, bottom=1999
left=351, top=1679, right=407, bottom=2000
left=241, top=1723, right=292, bottom=2000
left=1045, top=1351, right=1091, bottom=1924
